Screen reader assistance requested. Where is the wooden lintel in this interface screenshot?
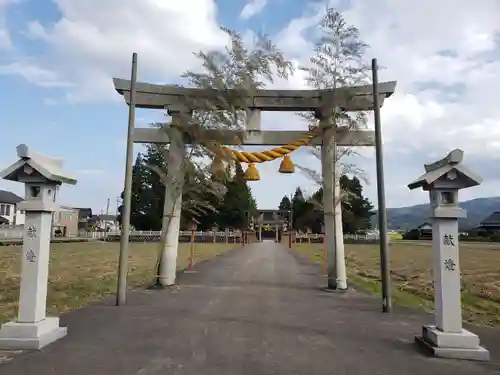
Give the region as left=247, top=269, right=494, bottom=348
left=122, top=92, right=386, bottom=112
left=113, top=78, right=396, bottom=112
left=132, top=128, right=375, bottom=146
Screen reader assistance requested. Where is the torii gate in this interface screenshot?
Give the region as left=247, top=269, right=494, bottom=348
left=112, top=54, right=396, bottom=310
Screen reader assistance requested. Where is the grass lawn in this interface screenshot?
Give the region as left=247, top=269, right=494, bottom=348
left=0, top=241, right=238, bottom=324
left=294, top=241, right=500, bottom=327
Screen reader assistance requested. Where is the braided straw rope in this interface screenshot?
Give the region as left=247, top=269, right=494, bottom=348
left=220, top=129, right=318, bottom=164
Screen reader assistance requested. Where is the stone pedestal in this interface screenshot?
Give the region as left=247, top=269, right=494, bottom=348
left=0, top=209, right=67, bottom=349
left=0, top=317, right=67, bottom=350
left=416, top=325, right=489, bottom=361
left=414, top=216, right=489, bottom=361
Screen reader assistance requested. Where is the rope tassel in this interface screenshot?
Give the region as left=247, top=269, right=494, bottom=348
left=278, top=155, right=295, bottom=173
left=244, top=163, right=260, bottom=181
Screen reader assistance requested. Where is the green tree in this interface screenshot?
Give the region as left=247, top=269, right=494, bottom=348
left=192, top=175, right=223, bottom=230
left=278, top=195, right=292, bottom=211
left=217, top=163, right=257, bottom=229
left=120, top=144, right=201, bottom=231
left=340, top=176, right=373, bottom=233
left=117, top=153, right=160, bottom=230
left=291, top=187, right=308, bottom=230
left=305, top=187, right=325, bottom=233
left=289, top=176, right=374, bottom=234
left=142, top=145, right=169, bottom=231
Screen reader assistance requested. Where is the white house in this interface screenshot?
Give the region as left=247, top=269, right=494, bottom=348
left=92, top=214, right=119, bottom=232
left=0, top=190, right=24, bottom=225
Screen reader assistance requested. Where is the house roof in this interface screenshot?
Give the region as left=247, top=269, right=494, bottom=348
left=0, top=190, right=23, bottom=204
left=480, top=212, right=500, bottom=226
left=417, top=222, right=432, bottom=229
left=94, top=214, right=117, bottom=221
left=59, top=206, right=79, bottom=213
left=74, top=208, right=92, bottom=219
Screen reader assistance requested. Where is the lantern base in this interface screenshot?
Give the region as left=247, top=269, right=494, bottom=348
left=0, top=317, right=67, bottom=350
left=415, top=325, right=489, bottom=361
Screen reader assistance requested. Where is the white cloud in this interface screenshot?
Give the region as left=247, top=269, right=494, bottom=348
left=0, top=0, right=22, bottom=50
left=0, top=61, right=71, bottom=87
left=240, top=0, right=267, bottom=20
left=274, top=16, right=319, bottom=59
left=10, top=0, right=229, bottom=103
left=0, top=28, right=11, bottom=49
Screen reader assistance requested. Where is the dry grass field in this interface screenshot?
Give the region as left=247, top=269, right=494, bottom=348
left=294, top=241, right=500, bottom=327
left=0, top=241, right=238, bottom=324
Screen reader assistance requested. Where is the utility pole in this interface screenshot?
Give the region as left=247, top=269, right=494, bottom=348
left=116, top=52, right=138, bottom=306
left=372, top=58, right=392, bottom=313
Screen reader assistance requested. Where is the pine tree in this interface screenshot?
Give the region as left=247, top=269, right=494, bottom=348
left=192, top=175, right=223, bottom=230
left=288, top=177, right=374, bottom=234
left=117, top=153, right=159, bottom=230
left=291, top=187, right=308, bottom=230
left=278, top=195, right=292, bottom=211
left=141, top=145, right=168, bottom=230
left=342, top=176, right=373, bottom=233
left=217, top=163, right=257, bottom=229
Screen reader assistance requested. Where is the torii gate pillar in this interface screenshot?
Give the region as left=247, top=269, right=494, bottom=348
left=319, top=116, right=347, bottom=290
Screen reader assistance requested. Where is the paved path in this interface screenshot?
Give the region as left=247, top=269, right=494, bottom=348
left=1, top=242, right=499, bottom=374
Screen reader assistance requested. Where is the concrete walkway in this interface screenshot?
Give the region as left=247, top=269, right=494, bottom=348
left=1, top=241, right=499, bottom=374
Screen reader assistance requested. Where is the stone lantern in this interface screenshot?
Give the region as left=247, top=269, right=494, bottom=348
left=0, top=144, right=77, bottom=349
left=408, top=149, right=489, bottom=361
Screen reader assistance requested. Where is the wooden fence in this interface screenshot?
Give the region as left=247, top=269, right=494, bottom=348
left=0, top=226, right=379, bottom=245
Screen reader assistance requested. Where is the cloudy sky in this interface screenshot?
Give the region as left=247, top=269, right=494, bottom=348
left=0, top=0, right=499, bottom=214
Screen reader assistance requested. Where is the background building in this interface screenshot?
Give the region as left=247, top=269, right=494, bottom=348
left=52, top=206, right=79, bottom=237
left=0, top=190, right=24, bottom=225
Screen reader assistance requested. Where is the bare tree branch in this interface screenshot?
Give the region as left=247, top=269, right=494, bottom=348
left=296, top=8, right=371, bottom=210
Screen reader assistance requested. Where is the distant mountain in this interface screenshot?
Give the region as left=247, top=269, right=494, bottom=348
left=372, top=197, right=500, bottom=231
